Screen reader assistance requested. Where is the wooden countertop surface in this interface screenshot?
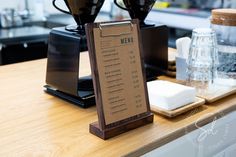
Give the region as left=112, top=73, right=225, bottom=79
left=0, top=52, right=236, bottom=157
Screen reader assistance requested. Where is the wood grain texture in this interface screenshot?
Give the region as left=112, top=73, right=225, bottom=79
left=0, top=52, right=236, bottom=157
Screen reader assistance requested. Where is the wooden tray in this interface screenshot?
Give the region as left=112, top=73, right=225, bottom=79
left=151, top=97, right=205, bottom=118
left=196, top=85, right=236, bottom=103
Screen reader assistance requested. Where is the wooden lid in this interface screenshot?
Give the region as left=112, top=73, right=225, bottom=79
left=211, top=9, right=236, bottom=26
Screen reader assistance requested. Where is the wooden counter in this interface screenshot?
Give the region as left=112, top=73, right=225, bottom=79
left=0, top=52, right=236, bottom=157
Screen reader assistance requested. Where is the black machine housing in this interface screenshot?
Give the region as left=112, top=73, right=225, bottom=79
left=141, top=23, right=168, bottom=80
left=45, top=27, right=95, bottom=108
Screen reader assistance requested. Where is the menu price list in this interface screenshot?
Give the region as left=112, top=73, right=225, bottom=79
left=93, top=25, right=148, bottom=125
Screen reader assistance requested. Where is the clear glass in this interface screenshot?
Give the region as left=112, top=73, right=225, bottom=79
left=187, top=28, right=218, bottom=91
left=211, top=24, right=236, bottom=86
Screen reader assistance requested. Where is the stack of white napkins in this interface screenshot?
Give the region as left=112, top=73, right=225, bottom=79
left=147, top=80, right=196, bottom=110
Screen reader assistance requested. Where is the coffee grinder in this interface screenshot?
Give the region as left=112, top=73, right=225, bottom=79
left=114, top=0, right=168, bottom=80
left=44, top=0, right=105, bottom=108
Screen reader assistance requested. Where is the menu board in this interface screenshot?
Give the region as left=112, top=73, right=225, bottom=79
left=86, top=20, right=152, bottom=136
left=93, top=23, right=148, bottom=125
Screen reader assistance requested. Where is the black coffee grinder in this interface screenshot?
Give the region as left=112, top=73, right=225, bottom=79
left=114, top=0, right=168, bottom=80
left=44, top=0, right=105, bottom=108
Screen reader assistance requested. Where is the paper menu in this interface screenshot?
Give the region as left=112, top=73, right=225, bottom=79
left=93, top=23, right=148, bottom=125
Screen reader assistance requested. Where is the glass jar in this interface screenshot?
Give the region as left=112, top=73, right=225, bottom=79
left=187, top=28, right=218, bottom=92
left=211, top=9, right=236, bottom=86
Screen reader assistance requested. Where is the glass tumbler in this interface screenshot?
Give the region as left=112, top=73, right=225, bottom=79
left=187, top=28, right=218, bottom=91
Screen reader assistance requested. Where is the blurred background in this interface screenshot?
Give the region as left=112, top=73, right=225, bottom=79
left=0, top=0, right=235, bottom=65
left=0, top=0, right=235, bottom=15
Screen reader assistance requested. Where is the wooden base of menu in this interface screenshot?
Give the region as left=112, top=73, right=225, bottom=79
left=89, top=113, right=154, bottom=140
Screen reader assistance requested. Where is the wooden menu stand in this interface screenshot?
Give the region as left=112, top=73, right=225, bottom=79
left=86, top=20, right=154, bottom=140
left=90, top=113, right=153, bottom=140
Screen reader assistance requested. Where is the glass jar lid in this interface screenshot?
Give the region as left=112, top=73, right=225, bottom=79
left=211, top=9, right=236, bottom=26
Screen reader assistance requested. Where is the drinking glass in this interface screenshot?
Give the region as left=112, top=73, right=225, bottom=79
left=186, top=28, right=218, bottom=91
